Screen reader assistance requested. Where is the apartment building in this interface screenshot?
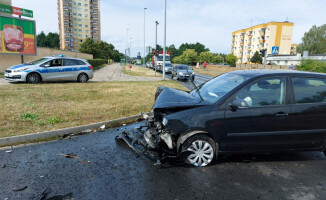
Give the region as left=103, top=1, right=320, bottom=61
left=58, top=0, right=101, bottom=52
left=231, top=22, right=295, bottom=63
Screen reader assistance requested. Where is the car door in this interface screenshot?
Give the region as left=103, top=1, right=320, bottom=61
left=63, top=59, right=80, bottom=80
left=222, top=76, right=293, bottom=152
left=40, top=59, right=63, bottom=81
left=288, top=76, right=326, bottom=149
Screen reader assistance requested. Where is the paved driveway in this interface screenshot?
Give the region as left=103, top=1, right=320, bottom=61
left=91, top=63, right=162, bottom=82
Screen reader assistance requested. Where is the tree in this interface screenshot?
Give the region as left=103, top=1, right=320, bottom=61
left=166, top=44, right=178, bottom=59
left=225, top=54, right=238, bottom=67
left=250, top=51, right=262, bottom=63
left=180, top=49, right=199, bottom=65
left=212, top=54, right=223, bottom=64
left=178, top=42, right=209, bottom=55
left=79, top=38, right=123, bottom=62
left=37, top=32, right=60, bottom=49
left=297, top=24, right=326, bottom=54
left=199, top=51, right=213, bottom=63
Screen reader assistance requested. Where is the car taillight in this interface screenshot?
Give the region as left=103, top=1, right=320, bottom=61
left=88, top=66, right=93, bottom=70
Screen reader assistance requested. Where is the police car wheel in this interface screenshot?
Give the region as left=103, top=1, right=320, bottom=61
left=26, top=73, right=41, bottom=84
left=77, top=73, right=89, bottom=83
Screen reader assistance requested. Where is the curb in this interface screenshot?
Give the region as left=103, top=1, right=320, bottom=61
left=0, top=114, right=142, bottom=147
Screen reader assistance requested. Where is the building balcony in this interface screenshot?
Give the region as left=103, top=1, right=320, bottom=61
left=259, top=47, right=262, bottom=50
left=239, top=55, right=242, bottom=58
left=240, top=37, right=244, bottom=40
left=240, top=43, right=243, bottom=46
left=259, top=40, right=264, bottom=43
left=248, top=35, right=252, bottom=38
left=260, top=32, right=264, bottom=36
left=248, top=42, right=251, bottom=45
left=240, top=49, right=243, bottom=52
left=247, top=55, right=250, bottom=58
left=247, top=48, right=251, bottom=51
left=232, top=39, right=234, bottom=42
left=231, top=44, right=234, bottom=47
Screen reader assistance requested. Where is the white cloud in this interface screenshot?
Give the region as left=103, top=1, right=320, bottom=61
left=13, top=0, right=326, bottom=56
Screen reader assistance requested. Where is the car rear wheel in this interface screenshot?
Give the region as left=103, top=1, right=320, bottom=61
left=26, top=73, right=41, bottom=84
left=182, top=134, right=216, bottom=167
left=77, top=73, right=89, bottom=83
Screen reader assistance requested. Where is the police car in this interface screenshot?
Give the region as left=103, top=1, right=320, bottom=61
left=4, top=55, right=94, bottom=83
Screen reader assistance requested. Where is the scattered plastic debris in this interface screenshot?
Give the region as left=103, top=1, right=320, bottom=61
left=12, top=186, right=28, bottom=192
left=5, top=150, right=13, bottom=153
left=82, top=129, right=92, bottom=134
left=88, top=161, right=91, bottom=164
left=100, top=125, right=105, bottom=129
left=1, top=164, right=17, bottom=168
left=123, top=124, right=126, bottom=126
left=58, top=154, right=86, bottom=165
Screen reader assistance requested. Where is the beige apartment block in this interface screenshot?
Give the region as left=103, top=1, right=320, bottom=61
left=231, top=22, right=295, bottom=63
left=58, top=0, right=101, bottom=52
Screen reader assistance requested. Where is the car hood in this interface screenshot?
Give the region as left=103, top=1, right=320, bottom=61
left=153, top=87, right=208, bottom=109
left=8, top=64, right=31, bottom=70
left=177, top=69, right=193, bottom=73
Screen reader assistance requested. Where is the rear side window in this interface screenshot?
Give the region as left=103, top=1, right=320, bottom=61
left=64, top=59, right=79, bottom=66
left=76, top=60, right=86, bottom=65
left=292, top=77, right=326, bottom=104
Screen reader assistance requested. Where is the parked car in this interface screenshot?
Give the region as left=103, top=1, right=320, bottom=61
left=146, top=61, right=152, bottom=68
left=171, top=64, right=195, bottom=81
left=125, top=70, right=326, bottom=167
left=163, top=63, right=174, bottom=73
left=4, top=56, right=93, bottom=84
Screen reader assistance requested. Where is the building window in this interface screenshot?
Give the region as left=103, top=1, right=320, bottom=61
left=74, top=29, right=77, bottom=32
left=85, top=4, right=88, bottom=7
left=73, top=18, right=77, bottom=22
left=86, top=35, right=89, bottom=38
left=74, top=23, right=77, bottom=27
left=79, top=29, right=82, bottom=32
left=86, top=30, right=89, bottom=33
left=78, top=3, right=81, bottom=6
left=78, top=19, right=82, bottom=22
left=85, top=25, right=88, bottom=28
left=74, top=34, right=78, bottom=37
left=85, top=9, right=88, bottom=12
left=78, top=13, right=82, bottom=17
left=73, top=13, right=76, bottom=16
left=73, top=2, right=76, bottom=5
left=79, top=34, right=82, bottom=37
left=79, top=24, right=82, bottom=27
left=75, top=39, right=78, bottom=42
left=75, top=44, right=78, bottom=47
left=85, top=14, right=88, bottom=17
left=85, top=19, right=89, bottom=22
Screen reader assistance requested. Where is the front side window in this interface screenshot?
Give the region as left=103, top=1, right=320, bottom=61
left=234, top=77, right=286, bottom=107
left=42, top=59, right=63, bottom=67
left=292, top=77, right=326, bottom=104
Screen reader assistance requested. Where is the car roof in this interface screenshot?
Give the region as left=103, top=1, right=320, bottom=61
left=229, top=69, right=326, bottom=78
left=43, top=56, right=86, bottom=61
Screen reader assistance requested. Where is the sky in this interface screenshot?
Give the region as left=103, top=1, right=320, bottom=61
left=13, top=0, right=326, bottom=57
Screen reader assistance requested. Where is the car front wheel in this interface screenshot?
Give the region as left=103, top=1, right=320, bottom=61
left=26, top=73, right=41, bottom=84
left=182, top=134, right=216, bottom=167
left=77, top=73, right=89, bottom=83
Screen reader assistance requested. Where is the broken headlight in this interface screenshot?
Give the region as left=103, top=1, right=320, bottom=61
left=162, top=117, right=168, bottom=126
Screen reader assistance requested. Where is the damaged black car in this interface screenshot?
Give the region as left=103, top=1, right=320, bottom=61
left=117, top=70, right=326, bottom=167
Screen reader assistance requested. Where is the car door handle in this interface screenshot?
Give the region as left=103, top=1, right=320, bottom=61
left=275, top=113, right=288, bottom=118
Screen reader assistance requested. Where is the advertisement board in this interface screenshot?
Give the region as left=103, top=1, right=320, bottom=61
left=0, top=15, right=36, bottom=55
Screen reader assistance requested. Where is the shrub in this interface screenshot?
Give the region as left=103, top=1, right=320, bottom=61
left=296, top=59, right=326, bottom=73
left=86, top=59, right=108, bottom=70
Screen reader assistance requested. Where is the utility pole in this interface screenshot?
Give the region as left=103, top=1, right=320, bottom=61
left=263, top=49, right=267, bottom=69
left=126, top=28, right=129, bottom=63
left=155, top=21, right=159, bottom=76
left=143, top=8, right=147, bottom=67
left=162, top=0, right=167, bottom=80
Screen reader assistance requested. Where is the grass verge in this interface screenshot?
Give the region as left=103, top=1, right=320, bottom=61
left=193, top=65, right=237, bottom=77
left=123, top=65, right=160, bottom=77
left=0, top=81, right=187, bottom=138
left=0, top=73, right=4, bottom=78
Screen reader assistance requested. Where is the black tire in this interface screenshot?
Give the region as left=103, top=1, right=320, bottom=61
left=181, top=134, right=216, bottom=167
left=171, top=74, right=174, bottom=79
left=323, top=149, right=326, bottom=157
left=26, top=73, right=41, bottom=84
left=77, top=73, right=89, bottom=83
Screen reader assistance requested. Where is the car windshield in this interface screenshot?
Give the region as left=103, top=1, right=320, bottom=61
left=190, top=73, right=251, bottom=103
left=165, top=64, right=173, bottom=67
left=158, top=55, right=171, bottom=61
left=25, top=58, right=49, bottom=65
left=177, top=65, right=191, bottom=70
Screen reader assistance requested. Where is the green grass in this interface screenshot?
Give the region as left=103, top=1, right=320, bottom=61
left=0, top=81, right=187, bottom=138
left=0, top=73, right=4, bottom=78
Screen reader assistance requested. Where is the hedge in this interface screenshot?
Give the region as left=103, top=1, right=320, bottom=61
left=296, top=59, right=326, bottom=73
left=86, top=59, right=108, bottom=69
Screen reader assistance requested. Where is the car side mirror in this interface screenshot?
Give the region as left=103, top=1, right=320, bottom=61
left=230, top=99, right=248, bottom=111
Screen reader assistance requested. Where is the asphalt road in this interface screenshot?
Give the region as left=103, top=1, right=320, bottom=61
left=1, top=122, right=325, bottom=200
left=166, top=73, right=211, bottom=90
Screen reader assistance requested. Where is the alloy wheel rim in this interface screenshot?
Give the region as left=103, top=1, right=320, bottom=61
left=187, top=140, right=214, bottom=167
left=80, top=74, right=87, bottom=82
left=29, top=75, right=36, bottom=82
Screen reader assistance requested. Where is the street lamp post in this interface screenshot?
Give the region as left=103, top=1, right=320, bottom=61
left=126, top=28, right=129, bottom=63
left=129, top=37, right=133, bottom=63
left=155, top=21, right=159, bottom=76
left=162, top=0, right=167, bottom=80
left=143, top=8, right=147, bottom=67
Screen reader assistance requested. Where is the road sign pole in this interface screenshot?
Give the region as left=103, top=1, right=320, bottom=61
left=162, top=0, right=167, bottom=80
left=263, top=49, right=267, bottom=69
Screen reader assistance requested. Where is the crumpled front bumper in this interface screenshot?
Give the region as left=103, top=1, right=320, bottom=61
left=115, top=126, right=192, bottom=165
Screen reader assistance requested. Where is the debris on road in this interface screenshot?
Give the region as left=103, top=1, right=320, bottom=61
left=12, top=185, right=28, bottom=192
left=6, top=150, right=13, bottom=153
left=81, top=129, right=92, bottom=134
left=1, top=164, right=17, bottom=168
left=100, top=125, right=105, bottom=130
left=35, top=187, right=48, bottom=200
left=58, top=154, right=86, bottom=165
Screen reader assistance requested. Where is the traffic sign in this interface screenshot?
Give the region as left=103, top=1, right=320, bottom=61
left=272, top=46, right=279, bottom=55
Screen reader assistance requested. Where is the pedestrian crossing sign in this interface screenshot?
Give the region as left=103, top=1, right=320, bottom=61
left=272, top=46, right=279, bottom=54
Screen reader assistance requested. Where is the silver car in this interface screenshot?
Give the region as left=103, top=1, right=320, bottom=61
left=4, top=56, right=94, bottom=83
